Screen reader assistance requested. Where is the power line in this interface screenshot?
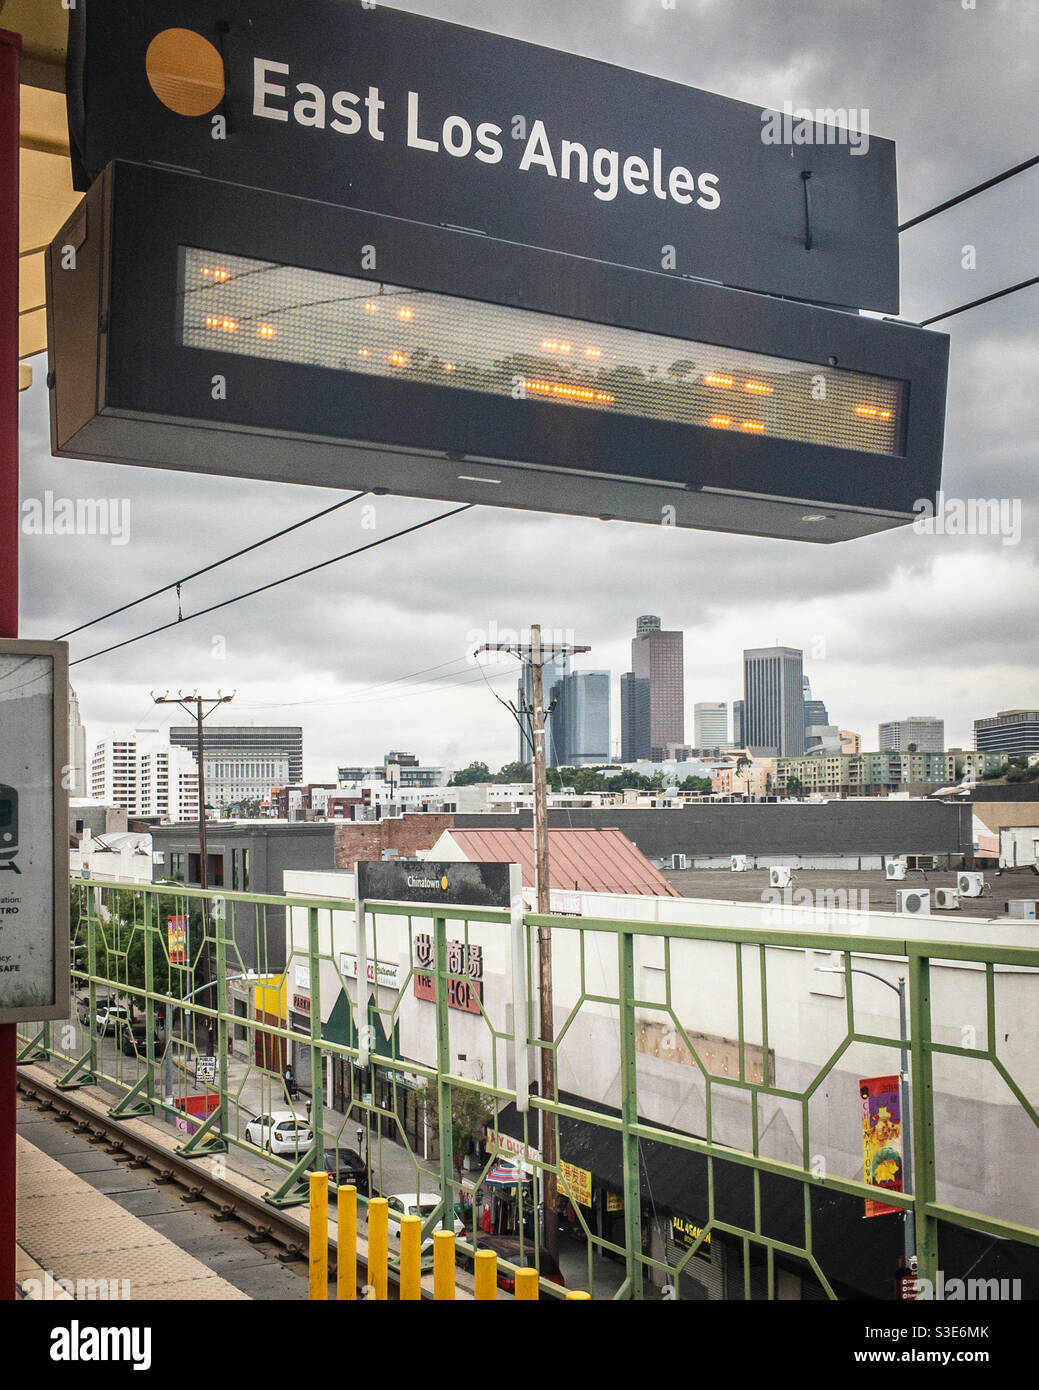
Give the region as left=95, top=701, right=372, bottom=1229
left=899, top=153, right=1039, bottom=232
left=56, top=491, right=368, bottom=641
left=69, top=504, right=474, bottom=666
left=918, top=273, right=1039, bottom=327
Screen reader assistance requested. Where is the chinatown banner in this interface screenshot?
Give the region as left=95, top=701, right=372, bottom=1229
left=167, top=915, right=187, bottom=965
left=860, top=1074, right=904, bottom=1218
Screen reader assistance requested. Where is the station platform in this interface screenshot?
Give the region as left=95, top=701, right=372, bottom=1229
left=16, top=1133, right=251, bottom=1301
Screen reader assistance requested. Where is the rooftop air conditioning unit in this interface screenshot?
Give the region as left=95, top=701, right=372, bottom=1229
left=885, top=860, right=907, bottom=881
left=730, top=854, right=748, bottom=872
left=933, top=888, right=959, bottom=910
left=671, top=853, right=688, bottom=870
left=769, top=866, right=792, bottom=888
left=1006, top=900, right=1039, bottom=920
left=896, top=889, right=930, bottom=916
left=958, top=872, right=985, bottom=898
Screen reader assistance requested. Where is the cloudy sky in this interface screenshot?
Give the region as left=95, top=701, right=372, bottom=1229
left=18, top=0, right=1039, bottom=779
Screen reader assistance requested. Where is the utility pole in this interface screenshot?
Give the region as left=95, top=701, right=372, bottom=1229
left=475, top=625, right=589, bottom=1261
left=152, top=690, right=234, bottom=1055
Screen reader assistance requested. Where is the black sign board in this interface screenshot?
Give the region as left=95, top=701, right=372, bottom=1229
left=356, top=860, right=513, bottom=911
left=67, top=0, right=898, bottom=311
left=46, top=163, right=948, bottom=545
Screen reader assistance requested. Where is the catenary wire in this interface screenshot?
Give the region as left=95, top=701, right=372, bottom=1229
left=898, top=153, right=1039, bottom=232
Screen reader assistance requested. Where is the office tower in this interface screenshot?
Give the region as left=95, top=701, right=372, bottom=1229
left=802, top=674, right=829, bottom=731
left=693, top=702, right=730, bottom=750
left=973, top=710, right=1039, bottom=756
left=630, top=615, right=684, bottom=760
left=517, top=655, right=569, bottom=763
left=743, top=647, right=804, bottom=756
left=551, top=671, right=611, bottom=767
left=733, top=699, right=745, bottom=749
left=170, top=725, right=303, bottom=784
left=620, top=673, right=651, bottom=762
left=878, top=716, right=944, bottom=753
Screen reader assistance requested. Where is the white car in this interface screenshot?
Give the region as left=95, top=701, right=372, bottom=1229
left=244, top=1111, right=314, bottom=1156
left=95, top=1004, right=132, bottom=1036
left=385, top=1192, right=466, bottom=1250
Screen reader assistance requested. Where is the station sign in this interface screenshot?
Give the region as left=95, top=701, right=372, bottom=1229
left=356, top=860, right=512, bottom=910
left=0, top=639, right=70, bottom=1024
left=46, top=162, right=948, bottom=545
left=67, top=0, right=898, bottom=311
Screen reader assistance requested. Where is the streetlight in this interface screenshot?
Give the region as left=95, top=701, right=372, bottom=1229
left=815, top=966, right=915, bottom=1276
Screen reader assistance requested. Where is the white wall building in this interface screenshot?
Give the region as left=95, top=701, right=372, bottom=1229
left=693, top=702, right=731, bottom=750
left=89, top=729, right=199, bottom=821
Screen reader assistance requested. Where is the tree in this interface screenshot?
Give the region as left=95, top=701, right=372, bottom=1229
left=786, top=775, right=804, bottom=798
left=449, top=761, right=492, bottom=786
left=420, top=1080, right=494, bottom=1184
left=680, top=775, right=713, bottom=793
left=495, top=761, right=532, bottom=783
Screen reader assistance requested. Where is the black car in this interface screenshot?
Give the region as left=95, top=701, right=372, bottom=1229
left=461, top=1235, right=565, bottom=1293
left=119, top=1020, right=163, bottom=1056
left=320, top=1147, right=369, bottom=1196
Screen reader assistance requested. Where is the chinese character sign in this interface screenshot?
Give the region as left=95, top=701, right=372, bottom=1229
left=860, top=1074, right=904, bottom=1218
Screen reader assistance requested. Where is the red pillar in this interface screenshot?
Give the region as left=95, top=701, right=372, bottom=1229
left=0, top=27, right=22, bottom=1302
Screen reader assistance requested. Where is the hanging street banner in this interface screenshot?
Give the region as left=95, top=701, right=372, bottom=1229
left=860, top=1074, right=904, bottom=1218
left=67, top=0, right=899, bottom=311
left=0, top=640, right=69, bottom=1024
left=167, top=915, right=187, bottom=965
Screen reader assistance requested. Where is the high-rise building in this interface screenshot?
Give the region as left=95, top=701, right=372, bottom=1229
left=170, top=725, right=303, bottom=784
left=620, top=673, right=651, bottom=762
left=693, top=702, right=730, bottom=750
left=550, top=671, right=611, bottom=767
left=802, top=675, right=829, bottom=731
left=973, top=710, right=1039, bottom=756
left=68, top=687, right=88, bottom=797
left=733, top=699, right=745, bottom=749
left=90, top=730, right=199, bottom=820
left=628, top=615, right=684, bottom=761
left=743, top=647, right=804, bottom=757
left=517, top=656, right=569, bottom=763
left=878, top=716, right=944, bottom=753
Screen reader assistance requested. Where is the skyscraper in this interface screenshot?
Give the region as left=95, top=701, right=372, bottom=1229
left=743, top=647, right=805, bottom=757
left=733, top=699, right=745, bottom=749
left=620, top=673, right=651, bottom=762
left=517, top=655, right=569, bottom=763
left=803, top=675, right=829, bottom=731
left=169, top=725, right=303, bottom=784
left=626, top=615, right=684, bottom=761
left=550, top=671, right=611, bottom=767
left=693, top=702, right=730, bottom=750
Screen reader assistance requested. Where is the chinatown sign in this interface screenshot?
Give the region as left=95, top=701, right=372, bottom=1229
left=67, top=0, right=898, bottom=309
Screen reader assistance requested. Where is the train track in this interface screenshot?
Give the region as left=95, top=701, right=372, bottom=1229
left=16, top=1062, right=402, bottom=1297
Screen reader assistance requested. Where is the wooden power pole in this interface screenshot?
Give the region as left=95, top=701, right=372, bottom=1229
left=475, top=624, right=589, bottom=1260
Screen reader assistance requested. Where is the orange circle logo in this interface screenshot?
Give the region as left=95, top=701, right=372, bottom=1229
left=440, top=876, right=449, bottom=891
left=146, top=29, right=226, bottom=117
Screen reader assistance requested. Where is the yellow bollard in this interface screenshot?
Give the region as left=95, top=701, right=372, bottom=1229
left=473, top=1249, right=497, bottom=1301
left=367, top=1197, right=388, bottom=1301
left=433, top=1229, right=455, bottom=1300
left=309, top=1172, right=328, bottom=1302
left=337, top=1184, right=357, bottom=1301
left=566, top=1290, right=591, bottom=1300
left=514, top=1267, right=539, bottom=1301
left=400, top=1215, right=422, bottom=1300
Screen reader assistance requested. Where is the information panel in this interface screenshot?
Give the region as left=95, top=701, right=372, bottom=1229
left=356, top=861, right=513, bottom=911
left=0, top=639, right=70, bottom=1024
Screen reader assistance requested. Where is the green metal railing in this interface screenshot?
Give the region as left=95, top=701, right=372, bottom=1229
left=16, top=878, right=1039, bottom=1300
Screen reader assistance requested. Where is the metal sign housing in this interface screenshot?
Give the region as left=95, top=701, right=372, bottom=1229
left=0, top=639, right=70, bottom=1024
left=46, top=163, right=948, bottom=544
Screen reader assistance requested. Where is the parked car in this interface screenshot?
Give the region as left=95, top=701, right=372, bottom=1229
left=244, top=1111, right=314, bottom=1156
left=385, top=1192, right=466, bottom=1251
left=318, top=1147, right=370, bottom=1195
left=461, top=1234, right=565, bottom=1293
left=95, top=1003, right=132, bottom=1036
left=119, top=1020, right=163, bottom=1057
